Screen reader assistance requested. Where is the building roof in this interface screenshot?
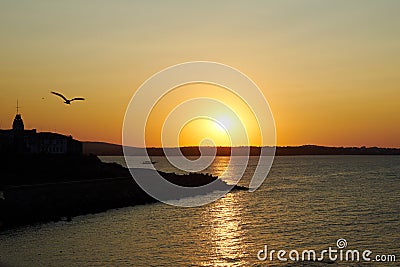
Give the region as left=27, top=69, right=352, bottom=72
left=12, top=114, right=24, bottom=131
left=37, top=132, right=73, bottom=139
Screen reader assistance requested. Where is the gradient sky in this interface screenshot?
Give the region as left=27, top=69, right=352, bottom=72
left=1, top=0, right=399, bottom=147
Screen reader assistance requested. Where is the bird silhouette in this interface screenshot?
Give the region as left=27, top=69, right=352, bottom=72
left=51, top=91, right=85, bottom=105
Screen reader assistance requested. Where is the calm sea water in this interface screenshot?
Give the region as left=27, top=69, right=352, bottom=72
left=0, top=156, right=399, bottom=266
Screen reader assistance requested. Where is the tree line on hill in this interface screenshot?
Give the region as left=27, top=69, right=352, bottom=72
left=83, top=142, right=400, bottom=156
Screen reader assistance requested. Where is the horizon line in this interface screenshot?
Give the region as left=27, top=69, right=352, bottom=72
left=83, top=141, right=400, bottom=150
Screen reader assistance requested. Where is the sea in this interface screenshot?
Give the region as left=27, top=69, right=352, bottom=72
left=0, top=156, right=399, bottom=266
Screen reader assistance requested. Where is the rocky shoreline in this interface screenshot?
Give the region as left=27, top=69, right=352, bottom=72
left=0, top=154, right=246, bottom=229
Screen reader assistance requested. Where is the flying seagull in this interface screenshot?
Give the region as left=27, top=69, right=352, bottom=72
left=51, top=91, right=85, bottom=105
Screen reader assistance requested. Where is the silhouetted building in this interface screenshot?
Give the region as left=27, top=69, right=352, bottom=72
left=0, top=113, right=82, bottom=155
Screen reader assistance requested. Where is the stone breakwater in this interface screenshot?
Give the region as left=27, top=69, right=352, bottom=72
left=0, top=167, right=246, bottom=229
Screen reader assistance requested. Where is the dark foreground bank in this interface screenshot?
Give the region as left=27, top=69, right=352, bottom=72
left=0, top=154, right=246, bottom=229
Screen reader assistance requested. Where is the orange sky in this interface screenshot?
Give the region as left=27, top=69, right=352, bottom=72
left=0, top=1, right=399, bottom=147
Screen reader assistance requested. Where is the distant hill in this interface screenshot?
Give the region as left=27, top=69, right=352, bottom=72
left=275, top=145, right=400, bottom=156
left=83, top=142, right=400, bottom=156
left=83, top=142, right=123, bottom=156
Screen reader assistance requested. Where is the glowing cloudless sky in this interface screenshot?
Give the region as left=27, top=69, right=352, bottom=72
left=0, top=0, right=399, bottom=147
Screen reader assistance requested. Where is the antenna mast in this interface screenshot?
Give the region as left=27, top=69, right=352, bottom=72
left=16, top=100, right=20, bottom=114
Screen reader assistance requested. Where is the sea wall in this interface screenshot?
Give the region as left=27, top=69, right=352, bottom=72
left=1, top=177, right=155, bottom=227
left=0, top=154, right=246, bottom=229
left=0, top=171, right=246, bottom=229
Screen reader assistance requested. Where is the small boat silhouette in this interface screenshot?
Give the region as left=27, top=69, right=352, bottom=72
left=142, top=160, right=157, bottom=164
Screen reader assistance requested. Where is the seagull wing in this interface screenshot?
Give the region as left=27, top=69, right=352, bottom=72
left=70, top=97, right=85, bottom=102
left=51, top=91, right=68, bottom=101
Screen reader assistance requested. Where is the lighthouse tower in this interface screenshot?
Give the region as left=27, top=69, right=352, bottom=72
left=12, top=100, right=24, bottom=132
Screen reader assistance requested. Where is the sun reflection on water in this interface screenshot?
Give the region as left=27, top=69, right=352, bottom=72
left=200, top=192, right=248, bottom=267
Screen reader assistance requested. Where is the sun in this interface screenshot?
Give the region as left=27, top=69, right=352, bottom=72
left=215, top=115, right=233, bottom=131
left=179, top=118, right=231, bottom=147
left=212, top=120, right=226, bottom=134
left=144, top=83, right=262, bottom=147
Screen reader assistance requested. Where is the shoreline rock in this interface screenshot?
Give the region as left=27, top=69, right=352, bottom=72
left=0, top=155, right=247, bottom=229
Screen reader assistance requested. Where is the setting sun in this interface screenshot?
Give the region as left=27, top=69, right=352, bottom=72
left=143, top=83, right=263, bottom=148
left=179, top=118, right=231, bottom=147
